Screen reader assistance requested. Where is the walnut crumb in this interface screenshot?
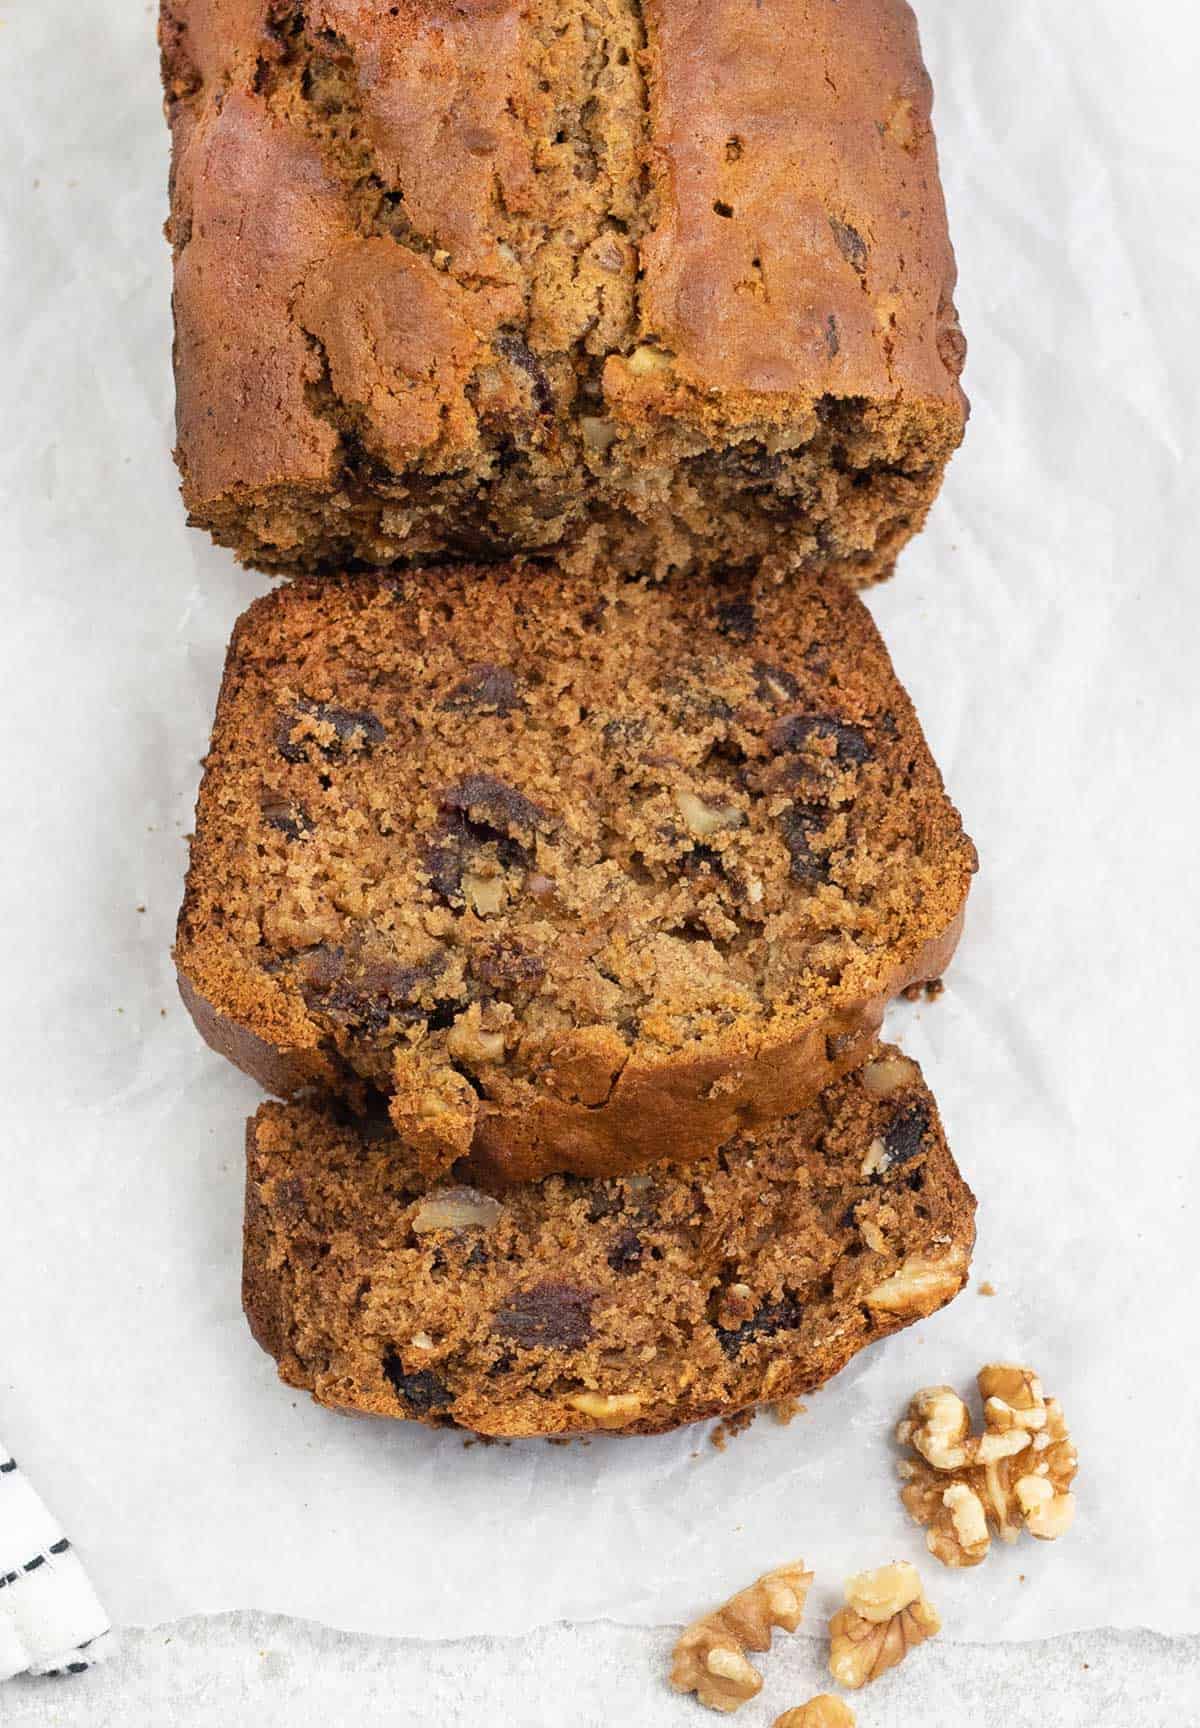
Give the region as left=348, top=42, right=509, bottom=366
left=773, top=1697, right=856, bottom=1728
left=827, top=1562, right=939, bottom=1690
left=896, top=1365, right=1077, bottom=1566
left=670, top=1561, right=813, bottom=1713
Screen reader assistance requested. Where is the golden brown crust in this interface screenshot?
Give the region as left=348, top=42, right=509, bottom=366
left=242, top=1045, right=976, bottom=1437
left=169, top=89, right=344, bottom=506
left=640, top=0, right=965, bottom=409
left=242, top=1111, right=289, bottom=1362
left=178, top=969, right=339, bottom=1097
left=176, top=565, right=975, bottom=1183
left=450, top=909, right=962, bottom=1185
left=159, top=0, right=965, bottom=580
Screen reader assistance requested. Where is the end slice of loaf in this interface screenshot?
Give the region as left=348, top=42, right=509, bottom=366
left=176, top=564, right=976, bottom=1184
left=243, top=1045, right=975, bottom=1438
left=160, top=0, right=966, bottom=583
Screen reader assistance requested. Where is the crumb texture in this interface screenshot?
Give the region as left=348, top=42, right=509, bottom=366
left=242, top=1046, right=975, bottom=1437
left=159, top=0, right=966, bottom=579
left=176, top=565, right=976, bottom=1182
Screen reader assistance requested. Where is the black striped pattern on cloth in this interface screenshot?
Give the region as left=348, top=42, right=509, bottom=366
left=0, top=1447, right=113, bottom=1681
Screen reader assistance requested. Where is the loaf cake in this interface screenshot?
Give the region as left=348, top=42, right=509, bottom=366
left=176, top=564, right=976, bottom=1183
left=243, top=1046, right=975, bottom=1437
left=159, top=0, right=966, bottom=583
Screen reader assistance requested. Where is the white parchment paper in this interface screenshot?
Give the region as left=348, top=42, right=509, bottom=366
left=1, top=0, right=1197, bottom=1645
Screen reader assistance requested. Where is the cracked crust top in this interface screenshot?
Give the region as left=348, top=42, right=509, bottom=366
left=175, top=562, right=975, bottom=1185
left=242, top=1043, right=976, bottom=1437
left=159, top=0, right=966, bottom=581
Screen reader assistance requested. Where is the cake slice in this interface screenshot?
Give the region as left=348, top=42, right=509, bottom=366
left=243, top=1046, right=975, bottom=1437
left=176, top=563, right=975, bottom=1184
left=159, top=0, right=966, bottom=583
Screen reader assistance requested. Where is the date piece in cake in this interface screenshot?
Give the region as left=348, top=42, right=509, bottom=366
left=176, top=565, right=975, bottom=1183
left=159, top=0, right=966, bottom=582
left=243, top=1046, right=975, bottom=1437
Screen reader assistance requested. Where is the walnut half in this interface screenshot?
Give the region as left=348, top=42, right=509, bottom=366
left=773, top=1697, right=856, bottom=1728
left=670, top=1561, right=813, bottom=1713
left=827, top=1562, right=940, bottom=1690
left=896, top=1364, right=1078, bottom=1567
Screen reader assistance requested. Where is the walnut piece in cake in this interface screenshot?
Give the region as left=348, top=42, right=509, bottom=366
left=410, top=1187, right=503, bottom=1234
left=896, top=1365, right=1078, bottom=1567
left=827, top=1562, right=939, bottom=1690
left=863, top=1247, right=970, bottom=1316
left=670, top=1561, right=813, bottom=1713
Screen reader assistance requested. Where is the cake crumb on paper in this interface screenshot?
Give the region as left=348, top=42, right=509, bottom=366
left=772, top=1397, right=807, bottom=1425
left=710, top=1409, right=758, bottom=1450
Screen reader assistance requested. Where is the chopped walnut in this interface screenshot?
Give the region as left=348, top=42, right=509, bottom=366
left=670, top=1561, right=813, bottom=1713
left=896, top=1365, right=1078, bottom=1566
left=411, top=1187, right=504, bottom=1234
left=862, top=1054, right=920, bottom=1098
left=626, top=343, right=674, bottom=376
left=773, top=1698, right=856, bottom=1728
left=827, top=1562, right=939, bottom=1690
left=580, top=414, right=618, bottom=452
left=565, top=1390, right=642, bottom=1428
left=864, top=1246, right=968, bottom=1316
left=676, top=789, right=747, bottom=836
left=446, top=1005, right=507, bottom=1067
left=461, top=869, right=505, bottom=916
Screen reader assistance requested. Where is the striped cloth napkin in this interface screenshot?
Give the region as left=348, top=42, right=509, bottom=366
left=0, top=1442, right=113, bottom=1680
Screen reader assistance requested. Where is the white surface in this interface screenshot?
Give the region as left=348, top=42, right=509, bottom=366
left=1, top=0, right=1198, bottom=1672
left=5, top=1619, right=1200, bottom=1728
